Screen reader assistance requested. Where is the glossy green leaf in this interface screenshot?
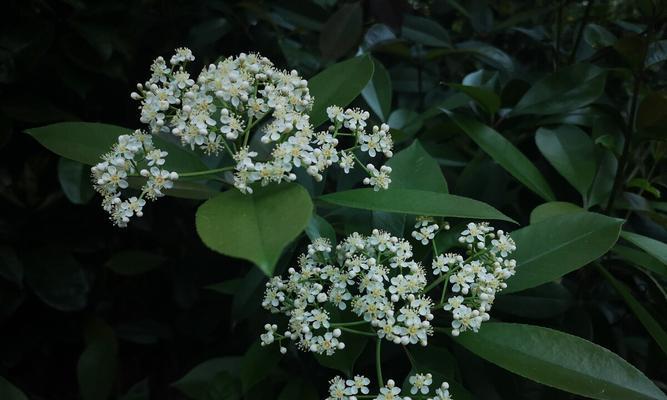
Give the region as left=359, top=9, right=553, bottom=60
left=530, top=202, right=583, bottom=224
left=512, top=64, right=606, bottom=116
left=646, top=40, right=667, bottom=67
left=455, top=322, right=667, bottom=400
left=319, top=2, right=362, bottom=60
left=26, top=122, right=207, bottom=172
left=320, top=188, right=515, bottom=223
left=612, top=245, right=667, bottom=277
left=78, top=319, right=118, bottom=400
left=306, top=213, right=336, bottom=243
left=361, top=58, right=392, bottom=121
left=0, top=246, right=22, bottom=287
left=584, top=24, right=617, bottom=48
left=403, top=346, right=473, bottom=400
left=621, top=231, right=667, bottom=266
left=105, top=250, right=166, bottom=275
left=456, top=41, right=514, bottom=72
left=402, top=15, right=451, bottom=47
left=598, top=266, right=667, bottom=355
left=448, top=83, right=500, bottom=115
left=0, top=376, right=28, bottom=400
left=24, top=246, right=89, bottom=311
left=308, top=55, right=374, bottom=127
left=535, top=125, right=597, bottom=197
left=448, top=113, right=555, bottom=201
left=495, top=282, right=573, bottom=319
left=58, top=158, right=95, bottom=204
left=240, top=341, right=281, bottom=392
left=315, top=332, right=367, bottom=376
left=196, top=183, right=313, bottom=276
left=386, top=140, right=448, bottom=193
left=172, top=357, right=242, bottom=400
left=506, top=212, right=623, bottom=293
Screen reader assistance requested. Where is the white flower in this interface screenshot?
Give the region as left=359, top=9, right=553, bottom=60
left=432, top=382, right=453, bottom=400
left=376, top=379, right=402, bottom=400
left=409, top=373, right=432, bottom=395
left=363, top=164, right=392, bottom=191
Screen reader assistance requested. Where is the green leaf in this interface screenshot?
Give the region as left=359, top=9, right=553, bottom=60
left=612, top=245, right=667, bottom=277
left=319, top=2, right=362, bottom=60
left=240, top=341, right=281, bottom=392
left=598, top=266, right=667, bottom=355
left=172, top=357, right=242, bottom=400
left=24, top=246, right=90, bottom=311
left=105, top=250, right=166, bottom=275
left=584, top=24, right=617, bottom=48
left=512, top=64, right=606, bottom=116
left=315, top=333, right=367, bottom=376
left=306, top=213, right=336, bottom=243
left=26, top=122, right=208, bottom=172
left=58, top=158, right=95, bottom=204
left=506, top=212, right=623, bottom=293
left=308, top=55, right=374, bottom=127
left=455, top=322, right=667, bottom=400
left=0, top=246, right=22, bottom=287
left=621, top=231, right=667, bottom=266
left=448, top=113, right=555, bottom=201
left=0, top=376, right=28, bottom=400
left=646, top=40, right=667, bottom=67
left=196, top=183, right=313, bottom=276
left=386, top=140, right=448, bottom=193
left=628, top=178, right=661, bottom=198
left=535, top=125, right=597, bottom=198
left=26, top=122, right=207, bottom=172
left=319, top=188, right=515, bottom=223
left=448, top=83, right=500, bottom=116
left=530, top=202, right=583, bottom=224
left=403, top=346, right=473, bottom=400
left=77, top=319, right=118, bottom=400
left=456, top=41, right=514, bottom=72
left=495, top=282, right=573, bottom=319
left=361, top=58, right=392, bottom=121
left=402, top=15, right=451, bottom=47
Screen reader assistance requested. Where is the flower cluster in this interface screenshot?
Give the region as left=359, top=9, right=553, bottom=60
left=261, top=231, right=435, bottom=356
left=90, top=131, right=178, bottom=227
left=326, top=375, right=453, bottom=400
left=439, top=222, right=517, bottom=336
left=130, top=48, right=393, bottom=194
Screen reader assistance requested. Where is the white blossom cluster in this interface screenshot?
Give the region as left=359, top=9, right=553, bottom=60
left=261, top=230, right=435, bottom=356
left=326, top=375, right=453, bottom=400
left=129, top=48, right=393, bottom=194
left=440, top=223, right=517, bottom=336
left=90, top=130, right=178, bottom=227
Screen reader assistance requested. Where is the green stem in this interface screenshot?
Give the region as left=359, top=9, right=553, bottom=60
left=568, top=0, right=592, bottom=64
left=331, top=320, right=369, bottom=327
left=376, top=338, right=384, bottom=387
left=605, top=74, right=642, bottom=213
left=340, top=327, right=376, bottom=337
left=178, top=166, right=235, bottom=178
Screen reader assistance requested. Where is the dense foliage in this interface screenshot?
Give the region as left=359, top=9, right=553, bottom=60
left=1, top=0, right=667, bottom=399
